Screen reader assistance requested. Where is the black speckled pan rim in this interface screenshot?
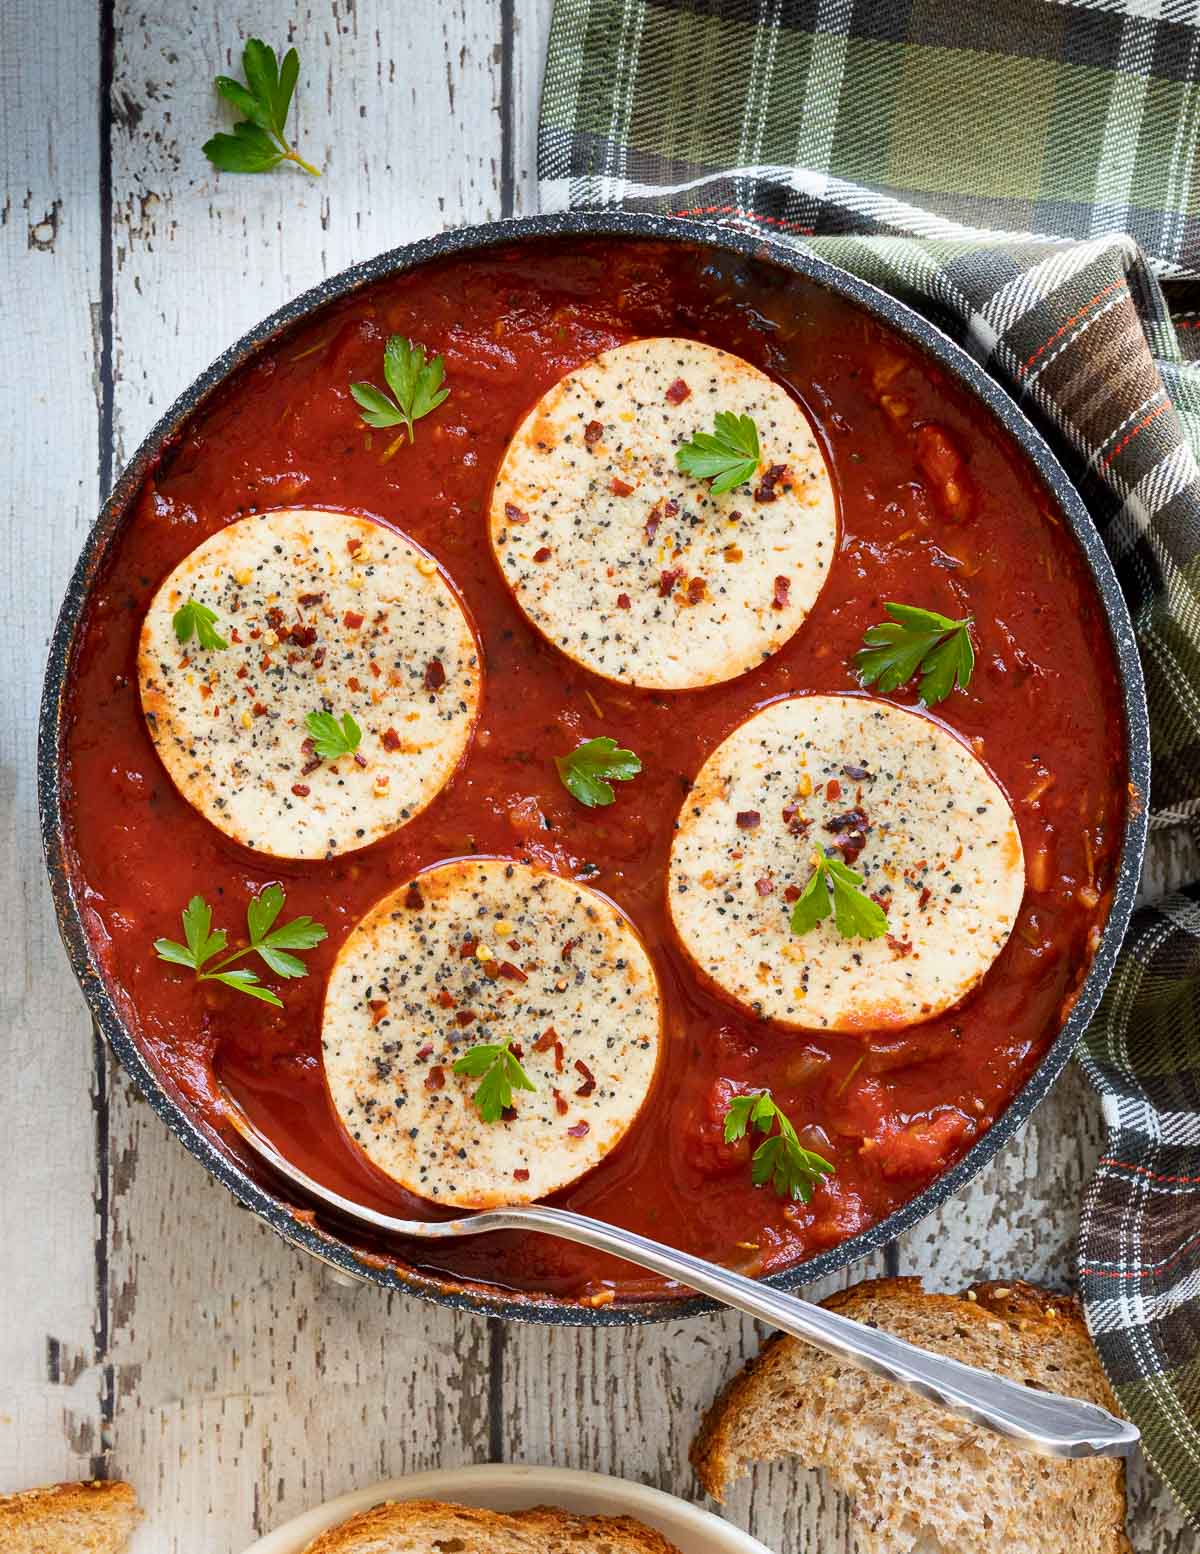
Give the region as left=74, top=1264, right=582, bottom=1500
left=39, top=211, right=1150, bottom=1327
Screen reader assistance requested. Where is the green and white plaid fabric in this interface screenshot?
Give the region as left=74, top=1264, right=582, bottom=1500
left=540, top=0, right=1200, bottom=1522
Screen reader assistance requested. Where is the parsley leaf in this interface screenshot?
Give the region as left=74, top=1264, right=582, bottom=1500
left=203, top=39, right=319, bottom=176
left=153, top=885, right=326, bottom=1008
left=790, top=851, right=888, bottom=941
left=172, top=599, right=228, bottom=651
left=453, top=1036, right=537, bottom=1125
left=555, top=736, right=643, bottom=808
left=305, top=709, right=362, bottom=762
left=723, top=1089, right=834, bottom=1203
left=350, top=336, right=450, bottom=444
left=856, top=603, right=975, bottom=707
left=675, top=411, right=760, bottom=496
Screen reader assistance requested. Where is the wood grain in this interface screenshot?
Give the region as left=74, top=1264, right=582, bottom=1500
left=2, top=0, right=1196, bottom=1548
left=0, top=0, right=105, bottom=1498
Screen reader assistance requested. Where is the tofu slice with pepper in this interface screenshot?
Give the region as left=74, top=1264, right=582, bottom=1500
left=322, top=858, right=663, bottom=1207
left=489, top=336, right=836, bottom=690
left=137, top=508, right=480, bottom=859
left=667, top=695, right=1025, bottom=1032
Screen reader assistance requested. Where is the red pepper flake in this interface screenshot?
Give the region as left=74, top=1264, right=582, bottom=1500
left=353, top=751, right=368, bottom=768
left=533, top=547, right=552, bottom=563
left=348, top=677, right=362, bottom=693
left=504, top=501, right=529, bottom=524
left=870, top=892, right=891, bottom=914
left=918, top=886, right=932, bottom=910
left=301, top=757, right=322, bottom=777
left=482, top=960, right=502, bottom=981
left=498, top=961, right=528, bottom=983
left=772, top=575, right=791, bottom=611
left=755, top=877, right=774, bottom=896
left=510, top=1041, right=525, bottom=1060
left=784, top=885, right=801, bottom=903
left=369, top=661, right=381, bottom=679
left=687, top=576, right=706, bottom=605
left=424, top=658, right=446, bottom=692
left=574, top=1059, right=596, bottom=1098
left=381, top=728, right=402, bottom=752
left=826, top=779, right=842, bottom=801
left=553, top=1088, right=569, bottom=1116
left=567, top=1120, right=590, bottom=1138
left=252, top=702, right=268, bottom=718
left=584, top=419, right=604, bottom=447
left=616, top=592, right=631, bottom=610
left=265, top=606, right=287, bottom=631
left=533, top=1028, right=559, bottom=1052
left=347, top=538, right=363, bottom=555
left=313, top=648, right=326, bottom=669
left=236, top=666, right=249, bottom=680
left=644, top=502, right=662, bottom=545
left=665, top=377, right=691, bottom=404
left=404, top=883, right=424, bottom=910
left=658, top=567, right=683, bottom=597
left=736, top=810, right=761, bottom=830
left=609, top=477, right=635, bottom=497
left=291, top=783, right=310, bottom=798
left=260, top=655, right=272, bottom=672
left=455, top=1010, right=477, bottom=1026
left=754, top=463, right=791, bottom=503
left=459, top=937, right=477, bottom=958
left=435, top=989, right=456, bottom=1009
left=298, top=592, right=324, bottom=606
left=501, top=1106, right=518, bottom=1123
left=886, top=935, right=914, bottom=957
left=416, top=1043, right=433, bottom=1060
left=343, top=610, right=365, bottom=630
left=425, top=1065, right=445, bottom=1091
left=513, top=1168, right=530, bottom=1182
left=369, top=999, right=389, bottom=1026
left=230, top=628, right=242, bottom=644
left=560, top=939, right=577, bottom=962
left=292, top=624, right=318, bottom=647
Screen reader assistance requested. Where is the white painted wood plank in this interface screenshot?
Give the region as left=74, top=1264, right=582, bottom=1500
left=0, top=0, right=103, bottom=1496
left=104, top=2, right=509, bottom=1547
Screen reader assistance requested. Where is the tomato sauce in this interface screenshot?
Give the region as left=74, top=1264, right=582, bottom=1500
left=60, top=239, right=1127, bottom=1303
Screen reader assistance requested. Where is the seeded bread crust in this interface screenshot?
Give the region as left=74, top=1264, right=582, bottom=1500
left=691, top=1276, right=1131, bottom=1554
left=0, top=1480, right=140, bottom=1553
left=299, top=1498, right=685, bottom=1554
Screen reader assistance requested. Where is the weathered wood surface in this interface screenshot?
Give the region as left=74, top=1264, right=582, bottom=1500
left=1, top=1, right=1196, bottom=1548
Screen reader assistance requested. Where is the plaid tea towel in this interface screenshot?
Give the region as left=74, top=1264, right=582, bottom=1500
left=539, top=0, right=1200, bottom=1519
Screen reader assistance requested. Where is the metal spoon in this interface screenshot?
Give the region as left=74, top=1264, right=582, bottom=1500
left=219, top=1087, right=1138, bottom=1460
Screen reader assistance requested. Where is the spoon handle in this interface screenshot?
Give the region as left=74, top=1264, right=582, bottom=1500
left=490, top=1203, right=1138, bottom=1460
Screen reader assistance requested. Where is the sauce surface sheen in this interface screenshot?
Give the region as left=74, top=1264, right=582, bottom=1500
left=61, top=239, right=1126, bottom=1303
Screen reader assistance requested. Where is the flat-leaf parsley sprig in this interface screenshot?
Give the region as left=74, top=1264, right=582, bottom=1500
left=172, top=599, right=228, bottom=651
left=856, top=603, right=975, bottom=707
left=790, top=849, right=888, bottom=941
left=203, top=39, right=320, bottom=176
left=305, top=709, right=362, bottom=762
left=724, top=1089, right=835, bottom=1202
left=453, top=1036, right=536, bottom=1124
left=676, top=411, right=760, bottom=496
left=555, top=736, right=642, bottom=808
left=351, top=336, right=451, bottom=447
left=154, top=883, right=327, bottom=1006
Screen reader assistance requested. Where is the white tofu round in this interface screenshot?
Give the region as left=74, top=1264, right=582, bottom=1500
left=667, top=695, right=1025, bottom=1032
left=489, top=337, right=836, bottom=690
left=137, top=509, right=481, bottom=860
left=322, top=859, right=663, bottom=1207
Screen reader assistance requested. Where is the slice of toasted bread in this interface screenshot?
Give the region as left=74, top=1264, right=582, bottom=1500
left=0, top=1480, right=140, bottom=1553
left=691, top=1276, right=1131, bottom=1554
left=299, top=1498, right=684, bottom=1554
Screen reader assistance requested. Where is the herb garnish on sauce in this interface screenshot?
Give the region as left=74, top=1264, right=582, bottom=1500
left=153, top=884, right=326, bottom=1006
left=351, top=336, right=450, bottom=446
left=724, top=1089, right=835, bottom=1202
left=555, top=736, right=642, bottom=808
left=856, top=603, right=975, bottom=707
left=203, top=40, right=320, bottom=177
left=675, top=411, right=761, bottom=496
